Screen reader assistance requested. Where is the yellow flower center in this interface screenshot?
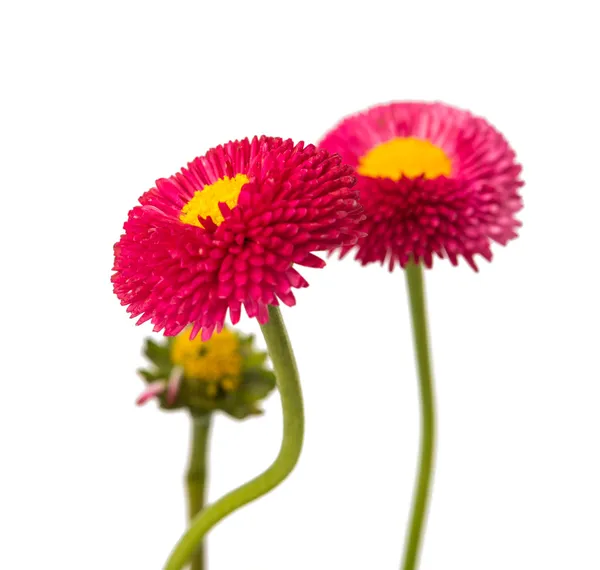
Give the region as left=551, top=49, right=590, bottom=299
left=180, top=174, right=249, bottom=227
left=357, top=137, right=452, bottom=181
left=170, top=327, right=243, bottom=395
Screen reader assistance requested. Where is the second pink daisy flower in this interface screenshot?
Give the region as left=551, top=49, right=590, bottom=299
left=320, top=101, right=524, bottom=270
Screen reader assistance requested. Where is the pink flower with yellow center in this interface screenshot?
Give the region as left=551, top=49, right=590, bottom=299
left=319, top=101, right=524, bottom=270
left=112, top=136, right=362, bottom=340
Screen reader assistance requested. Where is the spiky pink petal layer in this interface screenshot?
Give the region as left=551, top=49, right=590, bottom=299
left=319, top=102, right=523, bottom=270
left=112, top=136, right=362, bottom=339
left=136, top=382, right=167, bottom=406
left=166, top=366, right=183, bottom=406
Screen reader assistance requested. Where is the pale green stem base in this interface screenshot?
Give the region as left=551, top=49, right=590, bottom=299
left=163, top=305, right=304, bottom=570
left=401, top=262, right=437, bottom=570
left=186, top=413, right=211, bottom=570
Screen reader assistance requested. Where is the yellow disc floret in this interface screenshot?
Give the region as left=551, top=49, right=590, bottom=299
left=180, top=173, right=249, bottom=227
left=357, top=137, right=452, bottom=181
left=170, top=327, right=243, bottom=395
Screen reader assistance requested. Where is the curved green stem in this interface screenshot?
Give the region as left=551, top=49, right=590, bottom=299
left=401, top=262, right=437, bottom=570
left=163, top=305, right=304, bottom=570
left=186, top=413, right=212, bottom=570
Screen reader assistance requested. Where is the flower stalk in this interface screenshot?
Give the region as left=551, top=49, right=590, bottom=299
left=186, top=413, right=212, bottom=570
left=401, top=261, right=437, bottom=570
left=163, top=305, right=304, bottom=570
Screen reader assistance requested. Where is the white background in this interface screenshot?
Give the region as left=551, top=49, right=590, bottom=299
left=1, top=0, right=599, bottom=569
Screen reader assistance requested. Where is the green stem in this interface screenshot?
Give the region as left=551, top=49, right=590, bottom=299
left=401, top=262, right=437, bottom=570
left=163, top=305, right=304, bottom=570
left=186, top=413, right=211, bottom=570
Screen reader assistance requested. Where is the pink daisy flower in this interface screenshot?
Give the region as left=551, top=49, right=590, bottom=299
left=319, top=102, right=524, bottom=270
left=112, top=136, right=362, bottom=340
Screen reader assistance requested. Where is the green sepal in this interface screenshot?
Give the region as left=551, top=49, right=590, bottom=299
left=218, top=368, right=276, bottom=419
left=241, top=369, right=276, bottom=402
left=243, top=351, right=268, bottom=370
left=137, top=368, right=161, bottom=384
left=226, top=402, right=264, bottom=420
left=143, top=338, right=172, bottom=375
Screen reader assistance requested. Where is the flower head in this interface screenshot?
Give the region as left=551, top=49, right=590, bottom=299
left=112, top=136, right=362, bottom=339
left=319, top=102, right=523, bottom=270
left=137, top=326, right=276, bottom=418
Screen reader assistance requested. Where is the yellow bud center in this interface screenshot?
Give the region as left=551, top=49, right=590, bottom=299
left=180, top=174, right=249, bottom=227
left=170, top=328, right=243, bottom=396
left=357, top=137, right=452, bottom=181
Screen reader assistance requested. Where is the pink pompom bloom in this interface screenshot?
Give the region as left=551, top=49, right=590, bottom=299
left=319, top=102, right=524, bottom=270
left=112, top=136, right=362, bottom=340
